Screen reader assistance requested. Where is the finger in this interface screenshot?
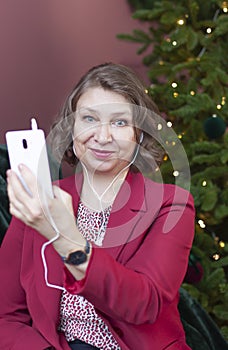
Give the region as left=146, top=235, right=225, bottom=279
left=18, top=164, right=53, bottom=205
left=17, top=164, right=39, bottom=197
left=7, top=181, right=24, bottom=212
left=6, top=170, right=56, bottom=234
left=52, top=185, right=74, bottom=212
left=7, top=177, right=32, bottom=223
left=7, top=169, right=45, bottom=223
left=7, top=184, right=24, bottom=217
left=6, top=170, right=31, bottom=203
left=8, top=201, right=25, bottom=221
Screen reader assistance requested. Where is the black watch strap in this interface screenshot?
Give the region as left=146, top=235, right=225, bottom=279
left=61, top=240, right=90, bottom=266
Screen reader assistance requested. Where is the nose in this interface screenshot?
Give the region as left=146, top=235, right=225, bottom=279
left=94, top=122, right=112, bottom=144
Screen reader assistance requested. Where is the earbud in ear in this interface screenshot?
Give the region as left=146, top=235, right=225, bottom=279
left=72, top=144, right=77, bottom=156
left=139, top=132, right=144, bottom=144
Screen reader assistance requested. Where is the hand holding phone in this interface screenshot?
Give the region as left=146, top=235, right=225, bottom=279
left=5, top=118, right=53, bottom=198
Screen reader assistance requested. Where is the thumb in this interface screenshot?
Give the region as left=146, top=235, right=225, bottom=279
left=52, top=185, right=74, bottom=212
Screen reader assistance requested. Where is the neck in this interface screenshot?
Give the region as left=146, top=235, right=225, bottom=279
left=80, top=167, right=129, bottom=211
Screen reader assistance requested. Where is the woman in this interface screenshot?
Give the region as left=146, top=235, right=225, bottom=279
left=0, top=63, right=195, bottom=349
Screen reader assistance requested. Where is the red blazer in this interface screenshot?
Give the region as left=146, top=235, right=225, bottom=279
left=0, top=171, right=195, bottom=350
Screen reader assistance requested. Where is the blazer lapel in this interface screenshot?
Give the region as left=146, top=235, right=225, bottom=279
left=102, top=172, right=147, bottom=251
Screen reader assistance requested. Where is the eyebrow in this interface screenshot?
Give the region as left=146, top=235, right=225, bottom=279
left=78, top=107, right=132, bottom=117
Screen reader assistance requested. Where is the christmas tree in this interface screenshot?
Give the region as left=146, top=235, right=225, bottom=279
left=117, top=0, right=228, bottom=339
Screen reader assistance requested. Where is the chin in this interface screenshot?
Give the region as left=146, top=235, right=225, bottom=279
left=97, top=161, right=130, bottom=175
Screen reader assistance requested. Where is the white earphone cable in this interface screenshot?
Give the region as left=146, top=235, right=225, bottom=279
left=81, top=140, right=142, bottom=245
left=40, top=188, right=65, bottom=291
left=41, top=135, right=142, bottom=289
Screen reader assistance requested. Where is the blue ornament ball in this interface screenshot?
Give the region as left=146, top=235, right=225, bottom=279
left=203, top=114, right=226, bottom=139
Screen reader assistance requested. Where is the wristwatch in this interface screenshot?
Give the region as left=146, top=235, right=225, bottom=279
left=61, top=240, right=91, bottom=265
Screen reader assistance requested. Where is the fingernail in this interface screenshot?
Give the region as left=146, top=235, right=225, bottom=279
left=18, top=164, right=24, bottom=170
left=6, top=169, right=11, bottom=177
left=6, top=170, right=12, bottom=182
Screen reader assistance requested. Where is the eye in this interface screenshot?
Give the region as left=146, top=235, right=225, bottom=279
left=83, top=115, right=95, bottom=123
left=112, top=119, right=128, bottom=127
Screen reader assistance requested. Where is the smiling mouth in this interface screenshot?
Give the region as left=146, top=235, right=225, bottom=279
left=90, top=148, right=115, bottom=159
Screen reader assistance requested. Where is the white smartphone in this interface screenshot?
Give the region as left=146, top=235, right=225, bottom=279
left=5, top=119, right=54, bottom=198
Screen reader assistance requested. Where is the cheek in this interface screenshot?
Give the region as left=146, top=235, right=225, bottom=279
left=115, top=128, right=136, bottom=148
left=113, top=126, right=136, bottom=142
left=72, top=134, right=87, bottom=159
left=125, top=130, right=137, bottom=154
left=73, top=128, right=95, bottom=158
left=73, top=123, right=95, bottom=143
left=118, top=139, right=137, bottom=161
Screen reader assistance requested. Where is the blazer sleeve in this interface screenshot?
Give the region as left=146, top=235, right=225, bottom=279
left=64, top=185, right=195, bottom=325
left=0, top=217, right=52, bottom=350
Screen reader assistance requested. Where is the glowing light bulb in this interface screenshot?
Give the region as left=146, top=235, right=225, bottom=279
left=206, top=27, right=212, bottom=34
left=167, top=121, right=173, bottom=127
left=171, top=82, right=178, bottom=88
left=163, top=155, right=168, bottom=161
left=190, top=90, right=195, bottom=96
left=173, top=92, right=179, bottom=98
left=219, top=241, right=225, bottom=248
left=173, top=170, right=179, bottom=177
left=217, top=104, right=222, bottom=110
left=198, top=219, right=206, bottom=228
left=213, top=253, right=220, bottom=261
left=177, top=19, right=185, bottom=25
left=202, top=180, right=207, bottom=187
left=145, top=89, right=148, bottom=94
left=222, top=1, right=228, bottom=12
left=172, top=41, right=177, bottom=46
left=157, top=123, right=163, bottom=130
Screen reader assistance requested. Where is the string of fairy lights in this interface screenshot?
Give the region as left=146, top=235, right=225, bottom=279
left=162, top=2, right=227, bottom=111
left=157, top=120, right=227, bottom=261
left=145, top=2, right=228, bottom=261
left=197, top=218, right=226, bottom=261
left=145, top=117, right=227, bottom=261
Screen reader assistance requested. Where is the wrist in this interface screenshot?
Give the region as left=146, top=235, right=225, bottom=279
left=53, top=232, right=86, bottom=257
left=61, top=240, right=91, bottom=266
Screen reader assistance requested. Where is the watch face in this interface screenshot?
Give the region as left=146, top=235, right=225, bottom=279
left=67, top=250, right=87, bottom=265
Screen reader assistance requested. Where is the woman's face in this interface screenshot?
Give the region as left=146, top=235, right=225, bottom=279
left=73, top=87, right=136, bottom=175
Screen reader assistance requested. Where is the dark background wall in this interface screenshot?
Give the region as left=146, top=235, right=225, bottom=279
left=0, top=0, right=147, bottom=144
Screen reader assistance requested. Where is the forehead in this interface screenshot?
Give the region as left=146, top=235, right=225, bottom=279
left=77, top=87, right=132, bottom=115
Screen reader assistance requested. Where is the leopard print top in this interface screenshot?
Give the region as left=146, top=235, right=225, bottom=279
left=59, top=201, right=121, bottom=349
